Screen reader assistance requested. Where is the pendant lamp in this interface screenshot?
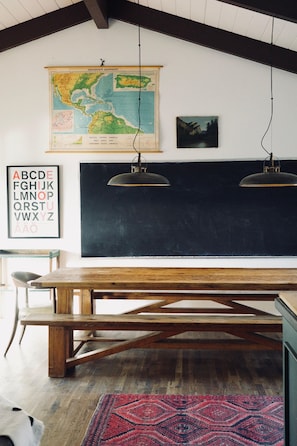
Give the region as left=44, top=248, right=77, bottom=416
left=239, top=18, right=297, bottom=188
left=107, top=2, right=170, bottom=187
left=108, top=153, right=170, bottom=186
left=240, top=153, right=297, bottom=187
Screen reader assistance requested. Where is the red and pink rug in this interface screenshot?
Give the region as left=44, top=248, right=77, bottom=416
left=81, top=394, right=283, bottom=445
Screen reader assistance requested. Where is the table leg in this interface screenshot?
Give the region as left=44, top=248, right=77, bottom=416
left=0, top=258, right=3, bottom=286
left=0, top=258, right=7, bottom=287
left=50, top=288, right=92, bottom=376
left=48, top=326, right=68, bottom=378
left=79, top=289, right=92, bottom=315
left=56, top=288, right=73, bottom=314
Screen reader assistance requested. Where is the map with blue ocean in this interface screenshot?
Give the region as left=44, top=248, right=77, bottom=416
left=48, top=66, right=159, bottom=152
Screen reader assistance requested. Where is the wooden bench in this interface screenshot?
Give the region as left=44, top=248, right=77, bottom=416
left=21, top=312, right=282, bottom=377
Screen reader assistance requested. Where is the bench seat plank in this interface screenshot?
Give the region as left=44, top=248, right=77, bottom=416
left=21, top=313, right=282, bottom=377
left=21, top=313, right=282, bottom=328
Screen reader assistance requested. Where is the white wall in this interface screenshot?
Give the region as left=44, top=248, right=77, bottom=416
left=1, top=19, right=297, bottom=269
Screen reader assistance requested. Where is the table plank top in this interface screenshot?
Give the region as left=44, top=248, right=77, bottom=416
left=31, top=266, right=297, bottom=291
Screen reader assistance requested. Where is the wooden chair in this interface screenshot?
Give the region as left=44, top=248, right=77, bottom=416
left=4, top=271, right=56, bottom=356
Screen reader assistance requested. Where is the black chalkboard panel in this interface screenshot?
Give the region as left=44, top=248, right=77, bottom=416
left=80, top=161, right=297, bottom=257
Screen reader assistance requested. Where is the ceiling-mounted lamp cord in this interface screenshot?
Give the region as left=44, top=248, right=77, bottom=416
left=260, top=17, right=274, bottom=159
left=132, top=0, right=142, bottom=166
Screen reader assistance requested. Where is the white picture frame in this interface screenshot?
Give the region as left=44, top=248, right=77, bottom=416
left=7, top=165, right=60, bottom=238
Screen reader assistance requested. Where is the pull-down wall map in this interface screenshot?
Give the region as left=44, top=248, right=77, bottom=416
left=80, top=161, right=297, bottom=257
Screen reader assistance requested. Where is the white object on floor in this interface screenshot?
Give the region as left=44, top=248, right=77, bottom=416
left=0, top=396, right=44, bottom=446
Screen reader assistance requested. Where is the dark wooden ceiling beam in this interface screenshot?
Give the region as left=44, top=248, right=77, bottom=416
left=217, top=0, right=297, bottom=23
left=83, top=0, right=108, bottom=28
left=0, top=3, right=91, bottom=53
left=108, top=0, right=297, bottom=74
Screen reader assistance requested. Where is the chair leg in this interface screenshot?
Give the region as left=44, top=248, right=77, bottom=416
left=18, top=325, right=26, bottom=345
left=4, top=288, right=19, bottom=356
left=52, top=288, right=56, bottom=313
left=19, top=288, right=29, bottom=345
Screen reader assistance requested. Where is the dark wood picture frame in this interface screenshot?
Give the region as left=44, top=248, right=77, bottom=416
left=177, top=116, right=219, bottom=148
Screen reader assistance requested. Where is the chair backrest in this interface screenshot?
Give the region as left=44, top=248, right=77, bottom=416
left=11, top=271, right=41, bottom=289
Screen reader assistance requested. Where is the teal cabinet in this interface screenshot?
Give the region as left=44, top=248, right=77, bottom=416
left=276, top=296, right=297, bottom=446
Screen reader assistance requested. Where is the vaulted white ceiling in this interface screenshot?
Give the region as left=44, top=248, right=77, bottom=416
left=0, top=0, right=297, bottom=73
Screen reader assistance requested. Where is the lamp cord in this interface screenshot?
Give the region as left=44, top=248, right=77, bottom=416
left=261, top=17, right=274, bottom=157
left=132, top=0, right=142, bottom=162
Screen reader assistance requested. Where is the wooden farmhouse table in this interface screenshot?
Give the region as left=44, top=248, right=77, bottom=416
left=26, top=266, right=297, bottom=377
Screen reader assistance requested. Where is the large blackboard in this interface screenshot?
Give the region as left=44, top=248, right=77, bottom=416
left=80, top=161, right=297, bottom=257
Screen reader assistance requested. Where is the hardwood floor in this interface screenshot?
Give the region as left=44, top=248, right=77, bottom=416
left=0, top=319, right=283, bottom=446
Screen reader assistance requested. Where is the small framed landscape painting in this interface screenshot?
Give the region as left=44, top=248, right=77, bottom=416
left=176, top=116, right=218, bottom=148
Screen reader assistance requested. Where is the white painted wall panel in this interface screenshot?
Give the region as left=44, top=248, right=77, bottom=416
left=0, top=20, right=297, bottom=268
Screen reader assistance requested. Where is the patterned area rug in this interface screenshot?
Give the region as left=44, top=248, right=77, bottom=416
left=81, top=394, right=284, bottom=445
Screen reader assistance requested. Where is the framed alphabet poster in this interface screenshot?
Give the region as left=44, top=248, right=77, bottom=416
left=7, top=165, right=60, bottom=238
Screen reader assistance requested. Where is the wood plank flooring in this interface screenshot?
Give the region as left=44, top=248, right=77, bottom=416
left=0, top=320, right=283, bottom=446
